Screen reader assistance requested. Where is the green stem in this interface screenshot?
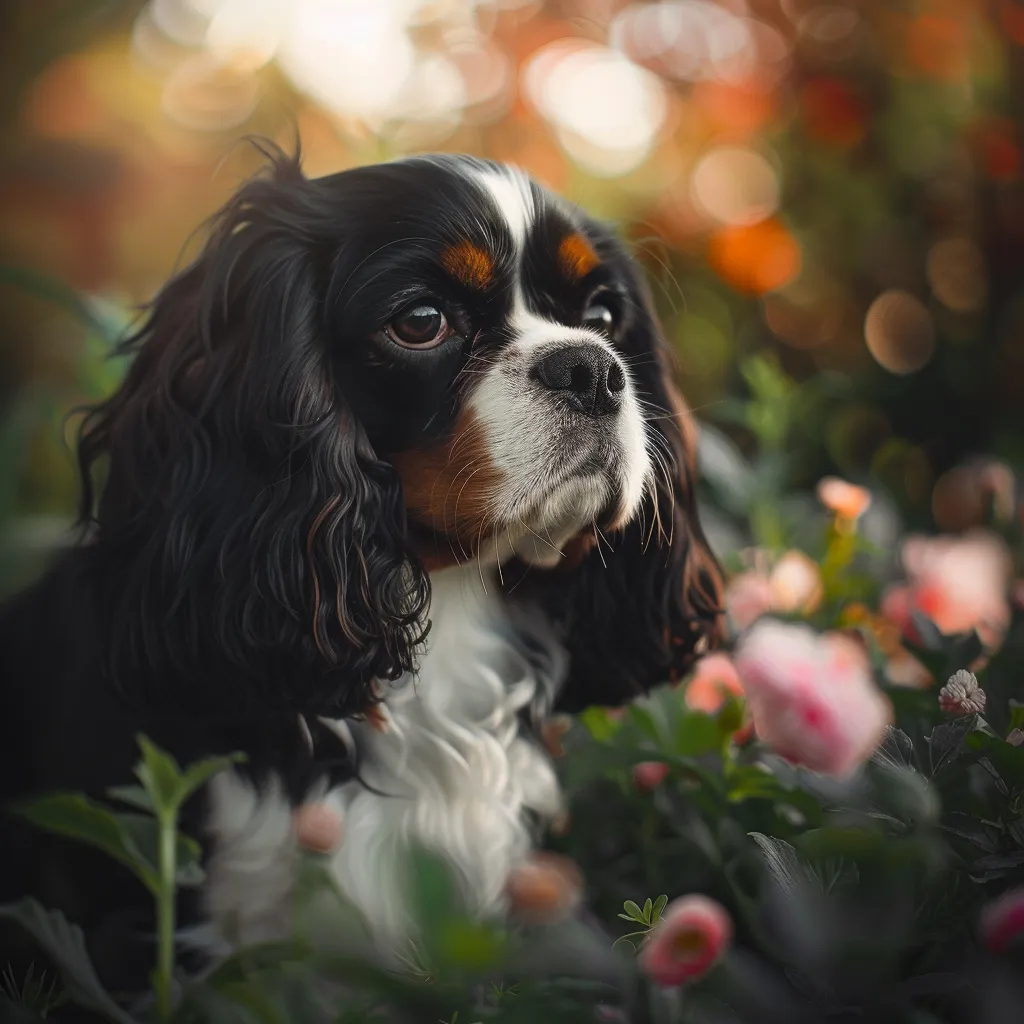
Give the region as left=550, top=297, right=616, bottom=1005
left=154, top=811, right=177, bottom=1021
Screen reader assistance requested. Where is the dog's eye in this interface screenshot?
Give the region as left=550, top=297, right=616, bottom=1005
left=582, top=299, right=617, bottom=335
left=385, top=305, right=452, bottom=349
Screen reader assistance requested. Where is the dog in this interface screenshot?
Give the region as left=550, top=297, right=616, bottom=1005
left=0, top=147, right=721, bottom=999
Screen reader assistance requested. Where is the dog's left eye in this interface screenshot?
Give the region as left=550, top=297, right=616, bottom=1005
left=385, top=305, right=453, bottom=349
left=582, top=300, right=616, bottom=335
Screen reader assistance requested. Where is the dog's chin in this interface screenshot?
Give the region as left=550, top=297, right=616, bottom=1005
left=504, top=470, right=644, bottom=569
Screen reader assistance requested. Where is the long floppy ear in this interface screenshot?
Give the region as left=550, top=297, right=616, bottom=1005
left=510, top=274, right=723, bottom=713
left=77, top=149, right=428, bottom=718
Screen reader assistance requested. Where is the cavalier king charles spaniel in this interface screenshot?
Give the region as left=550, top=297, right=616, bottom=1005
left=0, top=148, right=721, bottom=994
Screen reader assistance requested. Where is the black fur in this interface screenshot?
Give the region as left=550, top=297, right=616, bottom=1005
left=0, top=146, right=721, bottom=1009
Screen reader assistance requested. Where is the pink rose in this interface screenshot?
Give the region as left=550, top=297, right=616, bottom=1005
left=979, top=886, right=1024, bottom=954
left=638, top=894, right=732, bottom=987
left=633, top=761, right=671, bottom=791
left=734, top=620, right=893, bottom=778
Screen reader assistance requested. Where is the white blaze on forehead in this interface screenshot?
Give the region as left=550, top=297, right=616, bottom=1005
left=472, top=166, right=536, bottom=254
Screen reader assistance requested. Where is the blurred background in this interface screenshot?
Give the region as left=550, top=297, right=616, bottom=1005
left=2, top=0, right=1023, bottom=593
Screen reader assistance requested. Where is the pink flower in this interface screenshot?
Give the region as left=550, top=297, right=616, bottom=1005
left=884, top=531, right=1012, bottom=649
left=684, top=653, right=744, bottom=713
left=979, top=887, right=1024, bottom=954
left=725, top=570, right=775, bottom=631
left=293, top=803, right=343, bottom=853
left=638, top=895, right=732, bottom=987
left=817, top=477, right=872, bottom=521
left=633, top=761, right=671, bottom=791
left=734, top=620, right=893, bottom=778
left=937, top=669, right=986, bottom=715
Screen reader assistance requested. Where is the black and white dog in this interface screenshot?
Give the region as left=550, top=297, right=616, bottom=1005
left=0, top=149, right=721, bottom=995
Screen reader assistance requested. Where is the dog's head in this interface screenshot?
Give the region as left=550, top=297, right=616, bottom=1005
left=80, top=147, right=721, bottom=715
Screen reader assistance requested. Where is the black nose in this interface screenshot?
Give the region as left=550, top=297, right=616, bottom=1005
left=531, top=344, right=626, bottom=417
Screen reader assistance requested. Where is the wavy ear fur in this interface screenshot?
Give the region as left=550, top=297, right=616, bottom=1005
left=510, top=275, right=723, bottom=712
left=77, top=150, right=428, bottom=718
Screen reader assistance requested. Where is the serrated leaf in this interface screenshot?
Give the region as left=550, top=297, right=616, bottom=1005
left=0, top=899, right=138, bottom=1024
left=621, top=901, right=645, bottom=923
left=748, top=832, right=809, bottom=898
left=872, top=727, right=915, bottom=772
left=12, top=794, right=158, bottom=892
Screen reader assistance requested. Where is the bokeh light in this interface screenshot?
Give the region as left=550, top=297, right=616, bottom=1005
left=690, top=145, right=779, bottom=226
left=864, top=290, right=936, bottom=375
left=926, top=237, right=988, bottom=314
left=523, top=41, right=666, bottom=177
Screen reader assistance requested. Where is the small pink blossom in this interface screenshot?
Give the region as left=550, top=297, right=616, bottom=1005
left=684, top=653, right=744, bottom=713
left=725, top=570, right=775, bottom=631
left=734, top=620, right=893, bottom=778
left=979, top=886, right=1024, bottom=954
left=633, top=761, right=671, bottom=791
left=293, top=803, right=343, bottom=853
left=817, top=477, right=872, bottom=521
left=638, top=895, right=732, bottom=987
left=885, top=531, right=1012, bottom=649
left=937, top=669, right=986, bottom=715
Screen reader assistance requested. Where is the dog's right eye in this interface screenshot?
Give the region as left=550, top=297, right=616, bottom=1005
left=384, top=304, right=453, bottom=350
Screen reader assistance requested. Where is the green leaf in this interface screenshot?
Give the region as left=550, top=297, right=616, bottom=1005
left=578, top=706, right=620, bottom=744
left=178, top=752, right=247, bottom=804
left=0, top=265, right=120, bottom=341
left=0, top=899, right=139, bottom=1024
left=672, top=713, right=722, bottom=759
left=1009, top=701, right=1024, bottom=734
left=652, top=895, right=668, bottom=923
left=134, top=735, right=185, bottom=814
left=621, top=901, right=645, bottom=923
left=641, top=898, right=653, bottom=925
left=12, top=794, right=158, bottom=893
left=105, top=785, right=154, bottom=813
left=437, top=920, right=507, bottom=970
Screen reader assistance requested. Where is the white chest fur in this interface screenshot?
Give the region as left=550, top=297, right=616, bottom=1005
left=202, top=566, right=565, bottom=950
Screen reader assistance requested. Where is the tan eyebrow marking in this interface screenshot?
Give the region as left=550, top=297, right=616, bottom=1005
left=558, top=232, right=600, bottom=281
left=440, top=240, right=494, bottom=290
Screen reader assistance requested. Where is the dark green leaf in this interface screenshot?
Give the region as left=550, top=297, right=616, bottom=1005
left=652, top=894, right=668, bottom=923
left=12, top=794, right=158, bottom=892
left=621, top=901, right=645, bottom=923
left=748, top=832, right=809, bottom=897
left=135, top=735, right=185, bottom=813
left=0, top=899, right=138, bottom=1024
left=105, top=785, right=154, bottom=813
left=178, top=752, right=247, bottom=803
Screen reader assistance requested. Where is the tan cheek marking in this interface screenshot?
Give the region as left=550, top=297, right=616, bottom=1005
left=441, top=240, right=494, bottom=290
left=558, top=232, right=600, bottom=281
left=391, top=409, right=505, bottom=557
